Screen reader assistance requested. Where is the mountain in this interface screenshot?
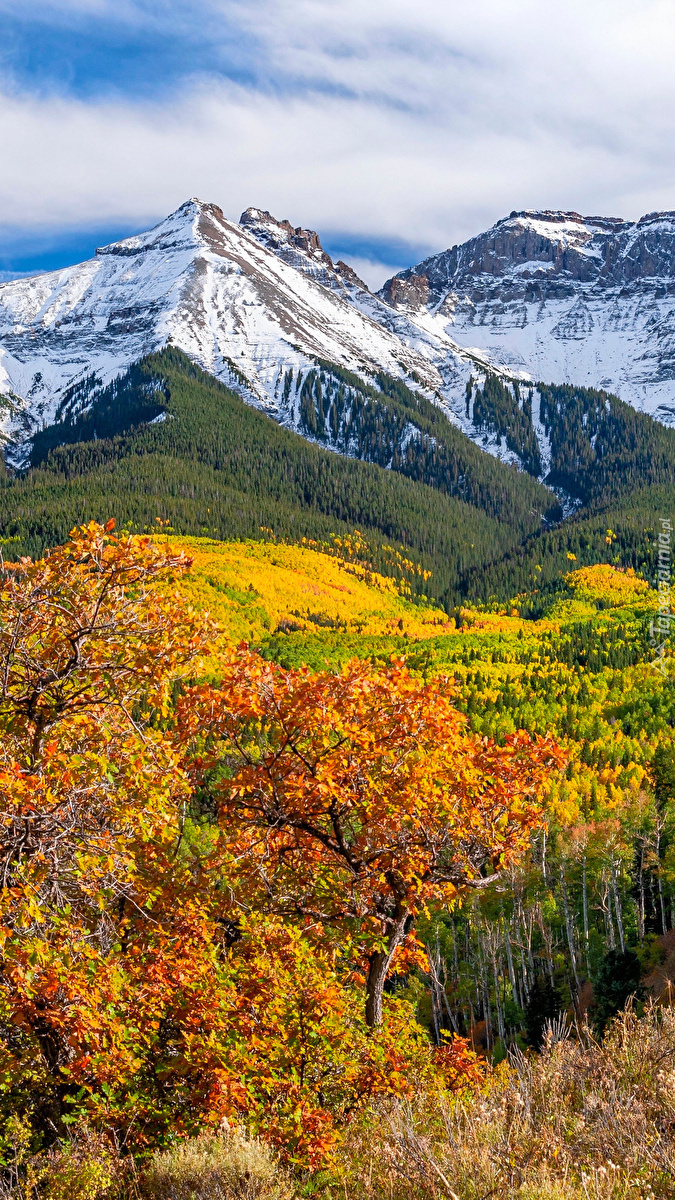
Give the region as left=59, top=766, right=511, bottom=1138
left=0, top=198, right=494, bottom=467
left=380, top=209, right=675, bottom=425
left=3, top=195, right=675, bottom=603
left=7, top=197, right=675, bottom=491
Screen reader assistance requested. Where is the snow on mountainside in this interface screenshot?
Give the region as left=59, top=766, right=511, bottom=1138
left=379, top=209, right=675, bottom=425
left=238, top=207, right=510, bottom=446
left=0, top=198, right=486, bottom=463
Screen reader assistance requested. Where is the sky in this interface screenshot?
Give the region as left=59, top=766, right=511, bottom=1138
left=2, top=0, right=675, bottom=287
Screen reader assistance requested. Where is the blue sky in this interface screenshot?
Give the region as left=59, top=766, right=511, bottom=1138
left=1, top=0, right=675, bottom=286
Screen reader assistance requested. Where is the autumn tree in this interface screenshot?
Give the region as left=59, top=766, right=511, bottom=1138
left=182, top=654, right=563, bottom=1026
left=0, top=519, right=213, bottom=889
left=0, top=522, right=474, bottom=1165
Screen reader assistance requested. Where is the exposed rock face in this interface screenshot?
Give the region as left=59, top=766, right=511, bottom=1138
left=380, top=210, right=675, bottom=422
left=239, top=208, right=371, bottom=293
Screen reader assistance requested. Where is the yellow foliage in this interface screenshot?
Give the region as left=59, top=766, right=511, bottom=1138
left=564, top=564, right=650, bottom=606
left=158, top=536, right=453, bottom=644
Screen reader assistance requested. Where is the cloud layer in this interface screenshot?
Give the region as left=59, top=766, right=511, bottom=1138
left=1, top=0, right=675, bottom=281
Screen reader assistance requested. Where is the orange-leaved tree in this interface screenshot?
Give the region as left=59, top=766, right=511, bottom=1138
left=0, top=522, right=468, bottom=1166
left=0, top=520, right=217, bottom=1135
left=181, top=653, right=563, bottom=1026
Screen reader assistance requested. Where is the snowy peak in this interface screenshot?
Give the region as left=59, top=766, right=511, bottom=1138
left=377, top=206, right=675, bottom=422
left=380, top=209, right=626, bottom=308
left=95, top=198, right=209, bottom=257
left=381, top=207, right=675, bottom=310
left=0, top=197, right=453, bottom=462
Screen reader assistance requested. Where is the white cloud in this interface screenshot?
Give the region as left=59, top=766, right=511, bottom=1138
left=2, top=0, right=675, bottom=268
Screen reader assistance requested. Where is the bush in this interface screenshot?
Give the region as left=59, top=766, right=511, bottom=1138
left=0, top=1124, right=128, bottom=1200
left=140, top=1127, right=294, bottom=1200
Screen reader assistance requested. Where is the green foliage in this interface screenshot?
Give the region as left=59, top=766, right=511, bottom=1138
left=466, top=484, right=675, bottom=603
left=471, top=375, right=541, bottom=476
left=523, top=976, right=563, bottom=1050
left=293, top=358, right=558, bottom=528
left=6, top=352, right=675, bottom=613
left=539, top=381, right=675, bottom=504
left=651, top=743, right=675, bottom=810
left=258, top=571, right=675, bottom=1050
left=592, top=949, right=644, bottom=1034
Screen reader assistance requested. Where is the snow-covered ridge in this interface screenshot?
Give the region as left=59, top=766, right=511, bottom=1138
left=0, top=198, right=512, bottom=472
left=5, top=196, right=675, bottom=488
left=0, top=198, right=479, bottom=460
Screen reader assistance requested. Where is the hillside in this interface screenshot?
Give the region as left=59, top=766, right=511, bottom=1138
left=0, top=347, right=559, bottom=607
left=6, top=198, right=675, bottom=494
left=161, top=533, right=453, bottom=646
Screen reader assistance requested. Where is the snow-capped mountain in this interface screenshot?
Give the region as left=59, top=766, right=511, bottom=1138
left=0, top=198, right=490, bottom=462
left=5, top=198, right=675, bottom=483
left=379, top=209, right=675, bottom=425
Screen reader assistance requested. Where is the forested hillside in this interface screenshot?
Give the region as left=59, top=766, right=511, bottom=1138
left=4, top=349, right=675, bottom=615
left=0, top=349, right=555, bottom=607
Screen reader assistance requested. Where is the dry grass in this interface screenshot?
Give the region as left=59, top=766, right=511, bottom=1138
left=331, top=1005, right=675, bottom=1200
left=0, top=1124, right=130, bottom=1200
left=140, top=1126, right=294, bottom=1200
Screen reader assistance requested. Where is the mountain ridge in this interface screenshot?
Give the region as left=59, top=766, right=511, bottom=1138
left=4, top=196, right=675, bottom=498
left=0, top=197, right=482, bottom=466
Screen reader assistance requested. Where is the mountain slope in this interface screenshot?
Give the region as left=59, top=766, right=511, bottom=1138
left=380, top=208, right=675, bottom=424
left=3, top=195, right=675, bottom=563
left=0, top=348, right=546, bottom=606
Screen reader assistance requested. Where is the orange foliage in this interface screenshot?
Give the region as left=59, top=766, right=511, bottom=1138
left=433, top=1036, right=485, bottom=1093
left=0, top=523, right=562, bottom=1164
left=181, top=652, right=562, bottom=1025
left=0, top=523, right=500, bottom=1165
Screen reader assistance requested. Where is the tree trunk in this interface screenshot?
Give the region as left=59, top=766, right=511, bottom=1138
left=582, top=855, right=591, bottom=970
left=365, top=914, right=408, bottom=1027
left=611, top=856, right=625, bottom=953
left=656, top=825, right=668, bottom=934
left=503, top=912, right=520, bottom=1009
left=637, top=845, right=645, bottom=944
left=560, top=863, right=581, bottom=991
left=491, top=944, right=506, bottom=1044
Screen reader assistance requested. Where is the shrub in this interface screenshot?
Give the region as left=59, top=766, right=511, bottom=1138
left=0, top=1124, right=128, bottom=1200
left=140, top=1127, right=294, bottom=1200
